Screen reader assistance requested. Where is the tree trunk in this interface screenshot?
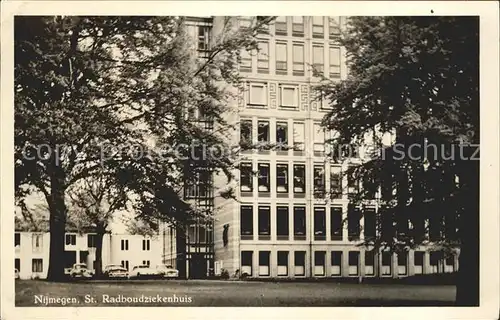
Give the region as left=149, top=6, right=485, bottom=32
left=46, top=168, right=68, bottom=282
left=455, top=150, right=479, bottom=306
left=94, top=229, right=105, bottom=278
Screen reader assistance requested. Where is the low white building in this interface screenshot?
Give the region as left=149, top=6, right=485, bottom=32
left=14, top=231, right=162, bottom=280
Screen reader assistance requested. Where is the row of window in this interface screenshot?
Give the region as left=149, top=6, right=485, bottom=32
left=240, top=205, right=454, bottom=242
left=14, top=258, right=44, bottom=273
left=240, top=41, right=341, bottom=78
left=240, top=205, right=371, bottom=241
left=240, top=119, right=355, bottom=157
left=240, top=250, right=456, bottom=277
left=240, top=16, right=343, bottom=40
left=120, top=239, right=151, bottom=251
left=14, top=233, right=152, bottom=251
left=239, top=163, right=366, bottom=198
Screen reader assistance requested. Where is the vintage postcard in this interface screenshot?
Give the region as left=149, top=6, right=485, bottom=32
left=1, top=1, right=499, bottom=319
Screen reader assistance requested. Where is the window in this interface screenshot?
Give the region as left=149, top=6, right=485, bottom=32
left=185, top=170, right=211, bottom=199
left=32, top=233, right=43, bottom=252
left=120, top=239, right=129, bottom=251
left=314, top=251, right=326, bottom=276
left=381, top=251, right=392, bottom=275
left=142, top=239, right=150, bottom=251
left=241, top=251, right=253, bottom=276
left=257, top=121, right=270, bottom=144
left=87, top=234, right=97, bottom=248
left=347, top=205, right=361, bottom=241
left=32, top=259, right=43, bottom=273
left=331, top=251, right=342, bottom=275
left=293, top=122, right=305, bottom=151
left=294, top=251, right=306, bottom=276
left=330, top=166, right=342, bottom=199
left=364, top=208, right=376, bottom=240
left=329, top=46, right=341, bottom=77
left=240, top=48, right=252, bottom=72
left=415, top=251, right=424, bottom=264
left=249, top=83, right=267, bottom=106
left=329, top=16, right=341, bottom=39
left=280, top=86, right=298, bottom=108
left=312, top=16, right=325, bottom=38
left=348, top=251, right=360, bottom=275
left=277, top=251, right=289, bottom=276
left=240, top=120, right=253, bottom=147
left=365, top=250, right=375, bottom=275
left=312, top=45, right=324, bottom=74
left=257, top=42, right=269, bottom=73
left=397, top=252, right=408, bottom=275
left=198, top=26, right=211, bottom=49
left=258, top=206, right=271, bottom=239
left=313, top=123, right=325, bottom=153
left=347, top=168, right=359, bottom=196
left=430, top=251, right=441, bottom=273
left=276, top=122, right=288, bottom=148
left=276, top=43, right=287, bottom=75
left=259, top=251, right=270, bottom=276
left=240, top=162, right=253, bottom=192
left=314, top=207, right=326, bottom=240
left=293, top=207, right=306, bottom=239
left=276, top=206, right=289, bottom=240
left=276, top=164, right=288, bottom=193
left=65, top=234, right=76, bottom=246
left=240, top=206, right=253, bottom=238
left=142, top=260, right=151, bottom=267
left=330, top=207, right=343, bottom=240
left=15, top=233, right=20, bottom=247
left=275, top=16, right=287, bottom=35
left=292, top=16, right=304, bottom=36
left=292, top=44, right=305, bottom=75
left=15, top=258, right=20, bottom=271
left=257, top=163, right=270, bottom=192
left=121, top=260, right=130, bottom=271
left=293, top=164, right=305, bottom=193
left=313, top=165, right=325, bottom=197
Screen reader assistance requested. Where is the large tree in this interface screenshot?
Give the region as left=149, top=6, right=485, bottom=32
left=15, top=16, right=274, bottom=281
left=318, top=17, right=478, bottom=305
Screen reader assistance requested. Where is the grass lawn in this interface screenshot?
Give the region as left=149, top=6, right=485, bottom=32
left=16, top=279, right=456, bottom=307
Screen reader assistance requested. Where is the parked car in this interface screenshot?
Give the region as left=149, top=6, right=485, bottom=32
left=69, top=263, right=93, bottom=279
left=15, top=268, right=20, bottom=279
left=128, top=265, right=160, bottom=279
left=103, top=264, right=123, bottom=277
left=107, top=266, right=128, bottom=279
left=156, top=265, right=179, bottom=279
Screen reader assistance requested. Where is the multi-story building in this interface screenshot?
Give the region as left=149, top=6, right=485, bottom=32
left=14, top=230, right=161, bottom=280
left=164, top=16, right=460, bottom=279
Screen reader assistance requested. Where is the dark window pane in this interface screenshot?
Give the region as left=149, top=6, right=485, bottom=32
left=331, top=251, right=342, bottom=266
left=330, top=207, right=343, bottom=240
left=258, top=206, right=270, bottom=235
left=293, top=164, right=306, bottom=193
left=240, top=206, right=253, bottom=236
left=294, top=207, right=306, bottom=236
left=276, top=206, right=289, bottom=236
left=259, top=251, right=270, bottom=265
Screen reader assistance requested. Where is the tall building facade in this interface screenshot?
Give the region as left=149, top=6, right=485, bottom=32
left=163, top=16, right=460, bottom=279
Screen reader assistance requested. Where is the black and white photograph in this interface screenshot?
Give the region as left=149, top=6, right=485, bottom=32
left=1, top=1, right=499, bottom=319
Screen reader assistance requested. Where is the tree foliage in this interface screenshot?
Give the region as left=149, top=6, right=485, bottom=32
left=318, top=16, right=478, bottom=305
left=15, top=16, right=274, bottom=281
